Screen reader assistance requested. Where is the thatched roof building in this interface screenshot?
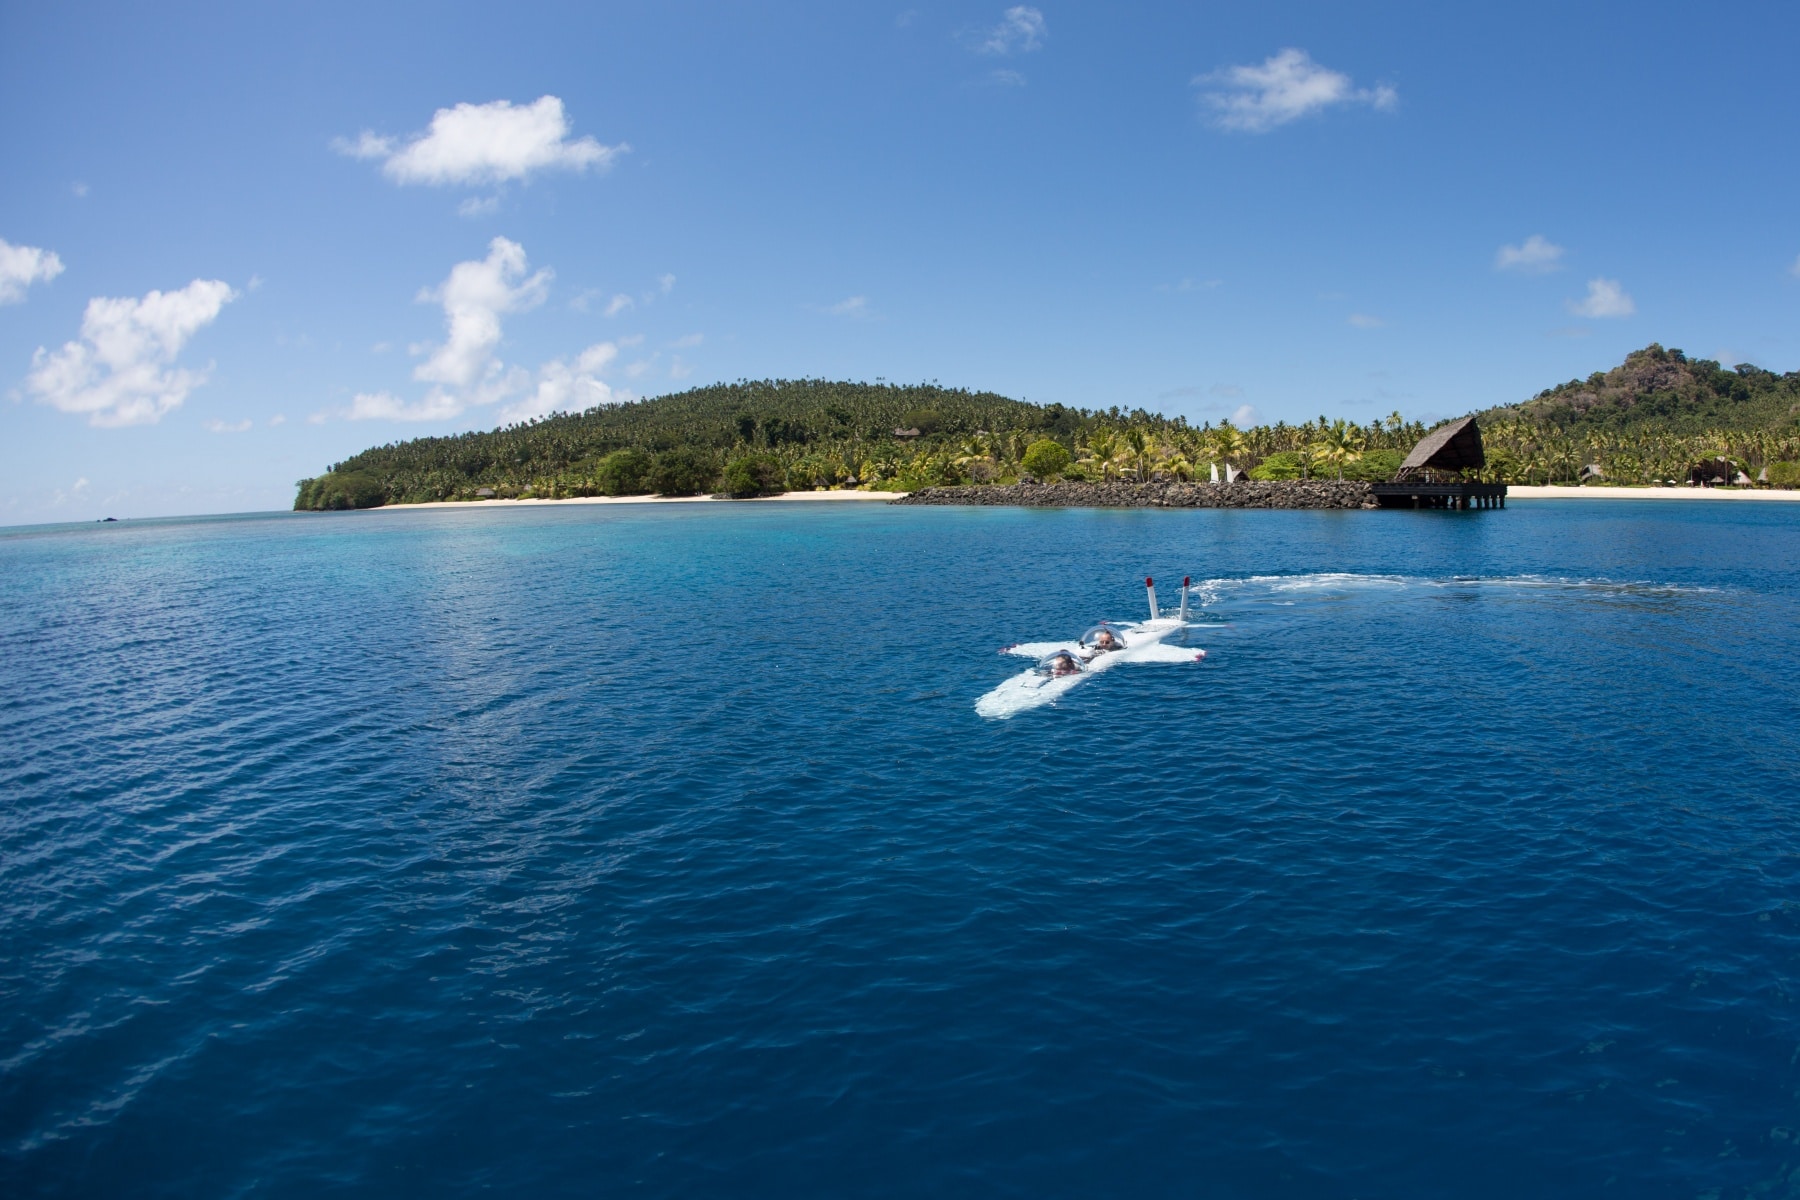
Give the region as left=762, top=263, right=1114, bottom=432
left=1397, top=416, right=1485, bottom=480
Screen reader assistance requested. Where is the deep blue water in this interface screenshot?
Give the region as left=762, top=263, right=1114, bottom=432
left=3, top=499, right=1799, bottom=1198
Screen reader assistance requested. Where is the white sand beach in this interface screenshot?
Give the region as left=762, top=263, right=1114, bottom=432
left=384, top=490, right=906, bottom=511
left=1506, top=486, right=1800, bottom=502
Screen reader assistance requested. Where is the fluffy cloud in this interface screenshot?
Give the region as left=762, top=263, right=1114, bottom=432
left=336, top=97, right=625, bottom=187
left=0, top=238, right=65, bottom=304
left=26, top=278, right=237, bottom=426
left=349, top=241, right=640, bottom=424
left=1347, top=313, right=1386, bottom=328
left=414, top=236, right=549, bottom=391
left=1567, top=278, right=1635, bottom=319
left=500, top=343, right=620, bottom=423
left=1496, top=234, right=1564, bottom=273
left=347, top=390, right=466, bottom=422
left=827, top=295, right=868, bottom=317
left=979, top=7, right=1046, bottom=54
left=1195, top=49, right=1397, bottom=134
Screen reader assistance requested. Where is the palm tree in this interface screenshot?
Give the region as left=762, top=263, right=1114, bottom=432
left=1311, top=419, right=1365, bottom=480
left=1123, top=428, right=1152, bottom=480
left=953, top=434, right=993, bottom=475
left=1084, top=431, right=1120, bottom=481
left=1210, top=422, right=1251, bottom=480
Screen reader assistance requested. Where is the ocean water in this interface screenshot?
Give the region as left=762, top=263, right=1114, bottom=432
left=3, top=499, right=1798, bottom=1198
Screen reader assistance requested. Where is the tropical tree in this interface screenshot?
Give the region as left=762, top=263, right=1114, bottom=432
left=1021, top=439, right=1072, bottom=479
left=1123, top=428, right=1153, bottom=480
left=1084, top=431, right=1120, bottom=481
left=1309, top=420, right=1365, bottom=480
left=1209, top=421, right=1251, bottom=479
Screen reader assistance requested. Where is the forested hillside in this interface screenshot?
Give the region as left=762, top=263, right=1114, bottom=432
left=1493, top=344, right=1800, bottom=433
left=296, top=380, right=1186, bottom=508
left=295, top=347, right=1800, bottom=508
left=1474, top=344, right=1800, bottom=484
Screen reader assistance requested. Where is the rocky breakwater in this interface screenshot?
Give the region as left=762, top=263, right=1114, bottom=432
left=891, top=480, right=1379, bottom=509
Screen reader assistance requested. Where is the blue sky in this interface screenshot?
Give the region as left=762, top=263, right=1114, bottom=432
left=3, top=0, right=1798, bottom=521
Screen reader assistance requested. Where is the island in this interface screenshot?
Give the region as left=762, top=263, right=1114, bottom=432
left=295, top=345, right=1800, bottom=511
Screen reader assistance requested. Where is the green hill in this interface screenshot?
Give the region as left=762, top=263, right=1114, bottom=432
left=295, top=346, right=1800, bottom=508
left=1489, top=344, right=1800, bottom=434
left=295, top=380, right=1114, bottom=508
left=1472, top=345, right=1800, bottom=485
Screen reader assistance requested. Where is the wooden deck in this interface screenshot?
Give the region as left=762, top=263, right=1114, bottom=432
left=1371, top=482, right=1508, bottom=510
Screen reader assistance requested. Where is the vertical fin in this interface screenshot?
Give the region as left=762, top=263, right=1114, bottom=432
left=1145, top=577, right=1158, bottom=621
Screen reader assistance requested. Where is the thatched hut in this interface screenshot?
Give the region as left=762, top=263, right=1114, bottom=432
left=1395, top=416, right=1485, bottom=481
left=1685, top=456, right=1733, bottom=486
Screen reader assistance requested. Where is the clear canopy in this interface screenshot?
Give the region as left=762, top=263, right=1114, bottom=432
left=1079, top=624, right=1127, bottom=650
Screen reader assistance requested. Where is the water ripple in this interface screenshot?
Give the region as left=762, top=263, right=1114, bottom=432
left=2, top=502, right=1798, bottom=1197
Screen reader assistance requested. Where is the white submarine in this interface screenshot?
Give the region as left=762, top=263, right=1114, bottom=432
left=975, top=577, right=1207, bottom=719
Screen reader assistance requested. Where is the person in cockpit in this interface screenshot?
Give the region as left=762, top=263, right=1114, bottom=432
left=1048, top=652, right=1082, bottom=677
left=1089, top=628, right=1120, bottom=654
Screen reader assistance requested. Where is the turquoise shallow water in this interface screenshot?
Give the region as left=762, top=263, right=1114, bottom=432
left=2, top=499, right=1799, bottom=1197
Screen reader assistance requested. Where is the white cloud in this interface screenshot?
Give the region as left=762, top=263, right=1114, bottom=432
left=458, top=195, right=500, bottom=218
left=990, top=69, right=1027, bottom=86
left=25, top=278, right=237, bottom=426
left=343, top=243, right=651, bottom=425
left=347, top=390, right=464, bottom=422
left=668, top=332, right=703, bottom=348
left=1495, top=234, right=1564, bottom=273
left=669, top=356, right=693, bottom=380
left=659, top=273, right=676, bottom=295
left=335, top=131, right=394, bottom=160
left=335, top=96, right=626, bottom=187
left=1347, top=313, right=1385, bottom=328
left=1195, top=49, right=1397, bottom=134
left=499, top=342, right=620, bottom=422
left=1567, top=278, right=1635, bottom=318
left=1231, top=404, right=1260, bottom=426
left=268, top=413, right=287, bottom=426
left=828, top=295, right=868, bottom=317
left=413, top=236, right=549, bottom=391
left=1790, top=252, right=1800, bottom=279
left=72, top=182, right=89, bottom=198
left=344, top=238, right=549, bottom=422
left=0, top=238, right=66, bottom=304
left=203, top=418, right=252, bottom=433
left=979, top=7, right=1045, bottom=54
left=604, top=293, right=634, bottom=316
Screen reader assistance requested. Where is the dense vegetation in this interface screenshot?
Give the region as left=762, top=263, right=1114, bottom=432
left=1474, top=344, right=1800, bottom=484
left=295, top=347, right=1800, bottom=508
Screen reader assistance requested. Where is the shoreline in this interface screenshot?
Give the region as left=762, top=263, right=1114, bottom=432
left=1505, top=485, right=1800, bottom=501
left=381, top=490, right=906, bottom=511
left=365, top=483, right=1800, bottom=514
